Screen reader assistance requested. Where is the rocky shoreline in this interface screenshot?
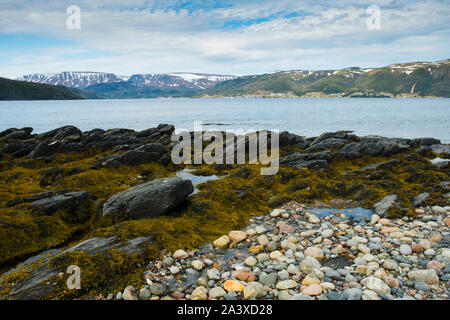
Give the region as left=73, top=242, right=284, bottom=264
left=0, top=124, right=448, bottom=300
left=111, top=202, right=449, bottom=301
left=3, top=201, right=448, bottom=301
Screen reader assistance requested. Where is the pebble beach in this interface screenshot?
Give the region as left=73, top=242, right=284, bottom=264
left=111, top=202, right=449, bottom=301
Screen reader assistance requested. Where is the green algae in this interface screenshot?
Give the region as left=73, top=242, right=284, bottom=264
left=0, top=142, right=448, bottom=299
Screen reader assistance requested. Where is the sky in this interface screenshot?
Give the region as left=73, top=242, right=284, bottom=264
left=0, top=0, right=449, bottom=78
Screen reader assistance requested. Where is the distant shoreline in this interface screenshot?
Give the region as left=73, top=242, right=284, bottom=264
left=1, top=96, right=449, bottom=102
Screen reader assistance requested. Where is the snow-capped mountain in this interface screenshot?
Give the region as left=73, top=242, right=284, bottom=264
left=127, top=73, right=236, bottom=90
left=16, top=72, right=236, bottom=90
left=16, top=72, right=128, bottom=89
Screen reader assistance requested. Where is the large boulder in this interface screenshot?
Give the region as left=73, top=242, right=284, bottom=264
left=0, top=127, right=33, bottom=139
left=102, top=177, right=194, bottom=219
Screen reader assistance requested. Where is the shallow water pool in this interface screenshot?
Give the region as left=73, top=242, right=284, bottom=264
left=176, top=168, right=222, bottom=194
left=308, top=207, right=373, bottom=222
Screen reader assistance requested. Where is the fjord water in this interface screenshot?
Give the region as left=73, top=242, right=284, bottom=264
left=0, top=98, right=449, bottom=143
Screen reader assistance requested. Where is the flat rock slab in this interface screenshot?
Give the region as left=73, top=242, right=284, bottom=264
left=31, top=191, right=90, bottom=214
left=102, top=177, right=194, bottom=219
left=373, top=194, right=397, bottom=216
left=0, top=236, right=152, bottom=300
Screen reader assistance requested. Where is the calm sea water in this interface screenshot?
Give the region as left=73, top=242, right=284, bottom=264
left=0, top=98, right=449, bottom=143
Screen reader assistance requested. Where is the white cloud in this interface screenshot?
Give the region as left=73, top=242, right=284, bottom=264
left=0, top=0, right=449, bottom=77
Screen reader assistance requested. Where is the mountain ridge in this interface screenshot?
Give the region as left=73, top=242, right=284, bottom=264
left=203, top=59, right=450, bottom=98
left=11, top=59, right=450, bottom=98
left=16, top=71, right=235, bottom=91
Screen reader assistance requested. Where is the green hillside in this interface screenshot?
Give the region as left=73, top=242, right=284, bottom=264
left=85, top=82, right=198, bottom=99
left=0, top=77, right=85, bottom=100
left=203, top=59, right=450, bottom=98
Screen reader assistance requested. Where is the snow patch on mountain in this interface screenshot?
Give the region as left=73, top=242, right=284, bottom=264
left=16, top=72, right=236, bottom=90
left=16, top=72, right=124, bottom=89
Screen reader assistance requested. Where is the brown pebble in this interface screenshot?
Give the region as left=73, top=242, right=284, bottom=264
left=236, top=272, right=257, bottom=282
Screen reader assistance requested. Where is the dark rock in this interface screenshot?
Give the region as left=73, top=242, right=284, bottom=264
left=156, top=123, right=175, bottom=134
left=310, top=131, right=358, bottom=146
left=83, top=133, right=141, bottom=150
left=38, top=125, right=82, bottom=142
left=2, top=142, right=26, bottom=154
left=279, top=151, right=337, bottom=169
left=0, top=127, right=33, bottom=139
left=341, top=139, right=410, bottom=157
left=115, top=150, right=162, bottom=166
left=0, top=128, right=19, bottom=137
left=30, top=141, right=85, bottom=159
left=323, top=257, right=352, bottom=269
left=2, top=141, right=38, bottom=158
left=31, top=191, right=90, bottom=214
left=411, top=138, right=441, bottom=146
left=12, top=145, right=36, bottom=158
left=105, top=128, right=136, bottom=136
left=4, top=130, right=31, bottom=140
left=102, top=177, right=194, bottom=219
left=138, top=124, right=175, bottom=138
left=101, top=143, right=167, bottom=167
left=84, top=128, right=105, bottom=135
left=279, top=131, right=308, bottom=148
left=135, top=143, right=166, bottom=154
